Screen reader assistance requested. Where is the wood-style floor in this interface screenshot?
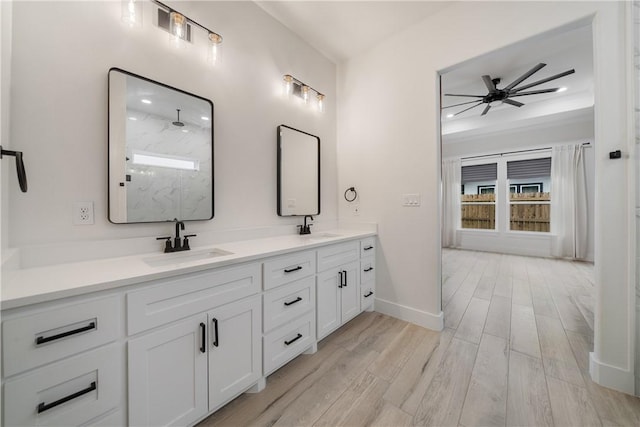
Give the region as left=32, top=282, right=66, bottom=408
left=198, top=249, right=640, bottom=426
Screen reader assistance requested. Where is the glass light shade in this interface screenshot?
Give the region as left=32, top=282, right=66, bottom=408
left=283, top=75, right=294, bottom=96
left=207, top=33, right=222, bottom=66
left=302, top=85, right=310, bottom=104
left=316, top=94, right=325, bottom=112
left=122, top=0, right=142, bottom=27
left=169, top=11, right=187, bottom=47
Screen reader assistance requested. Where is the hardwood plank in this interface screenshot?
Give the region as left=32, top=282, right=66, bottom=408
left=399, top=328, right=456, bottom=416
left=412, top=338, right=478, bottom=426
left=264, top=348, right=380, bottom=426
left=454, top=297, right=490, bottom=344
left=473, top=275, right=496, bottom=301
left=444, top=290, right=473, bottom=329
left=313, top=370, right=389, bottom=427
left=547, top=376, right=601, bottom=426
left=493, top=275, right=513, bottom=299
left=510, top=304, right=541, bottom=359
left=383, top=329, right=441, bottom=407
left=506, top=350, right=553, bottom=427
left=512, top=277, right=533, bottom=307
left=583, top=377, right=640, bottom=426
left=368, top=323, right=430, bottom=382
left=483, top=295, right=511, bottom=339
left=345, top=313, right=406, bottom=353
left=320, top=311, right=379, bottom=349
left=565, top=330, right=593, bottom=373
left=551, top=291, right=593, bottom=336
left=459, top=334, right=508, bottom=427
left=530, top=282, right=560, bottom=319
left=536, top=314, right=584, bottom=386
left=369, top=402, right=413, bottom=427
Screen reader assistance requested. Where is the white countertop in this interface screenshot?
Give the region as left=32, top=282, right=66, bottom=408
left=1, top=229, right=375, bottom=311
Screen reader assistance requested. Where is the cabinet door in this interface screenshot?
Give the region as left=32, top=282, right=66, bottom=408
left=128, top=314, right=208, bottom=427
left=208, top=295, right=262, bottom=412
left=317, top=269, right=341, bottom=340
left=340, top=261, right=360, bottom=323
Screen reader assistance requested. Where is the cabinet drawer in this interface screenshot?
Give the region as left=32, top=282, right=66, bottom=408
left=263, top=276, right=315, bottom=333
left=360, top=237, right=376, bottom=258
left=127, top=262, right=261, bottom=335
left=4, top=344, right=122, bottom=427
left=361, top=257, right=376, bottom=284
left=316, top=241, right=359, bottom=272
left=361, top=284, right=375, bottom=310
left=2, top=296, right=120, bottom=377
left=263, top=250, right=315, bottom=290
left=263, top=312, right=315, bottom=375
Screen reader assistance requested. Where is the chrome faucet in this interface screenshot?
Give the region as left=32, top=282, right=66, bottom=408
left=156, top=219, right=196, bottom=253
left=298, top=215, right=314, bottom=235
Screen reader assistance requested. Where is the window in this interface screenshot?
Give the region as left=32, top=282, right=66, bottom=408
left=507, top=157, right=551, bottom=232
left=461, top=163, right=497, bottom=230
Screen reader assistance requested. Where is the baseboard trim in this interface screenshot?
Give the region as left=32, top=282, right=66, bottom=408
left=374, top=298, right=444, bottom=331
left=589, top=352, right=635, bottom=395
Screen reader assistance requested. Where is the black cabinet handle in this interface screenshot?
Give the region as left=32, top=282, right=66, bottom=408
left=342, top=270, right=348, bottom=287
left=338, top=271, right=343, bottom=288
left=36, top=321, right=96, bottom=345
left=364, top=245, right=374, bottom=251
left=284, top=296, right=302, bottom=306
left=364, top=267, right=374, bottom=272
left=37, top=381, right=96, bottom=413
left=284, top=266, right=302, bottom=273
left=200, top=322, right=206, bottom=353
left=364, top=291, right=374, bottom=298
left=212, top=318, right=219, bottom=347
left=284, top=333, right=302, bottom=346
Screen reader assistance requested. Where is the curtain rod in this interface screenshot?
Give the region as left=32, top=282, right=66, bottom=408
left=460, top=142, right=591, bottom=161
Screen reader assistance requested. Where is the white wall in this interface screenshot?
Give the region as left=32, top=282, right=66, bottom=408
left=337, top=1, right=635, bottom=393
left=1, top=0, right=12, bottom=261
left=5, top=1, right=336, bottom=253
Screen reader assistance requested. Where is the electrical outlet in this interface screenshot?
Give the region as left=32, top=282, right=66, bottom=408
left=73, top=201, right=94, bottom=225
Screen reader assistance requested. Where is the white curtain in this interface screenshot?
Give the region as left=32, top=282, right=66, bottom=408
left=442, top=159, right=461, bottom=248
left=550, top=144, right=587, bottom=259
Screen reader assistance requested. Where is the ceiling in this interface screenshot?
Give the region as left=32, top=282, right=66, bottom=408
left=255, top=1, right=450, bottom=63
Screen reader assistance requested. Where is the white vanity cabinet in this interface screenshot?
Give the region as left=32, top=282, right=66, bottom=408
left=316, top=241, right=361, bottom=340
left=1, top=296, right=124, bottom=427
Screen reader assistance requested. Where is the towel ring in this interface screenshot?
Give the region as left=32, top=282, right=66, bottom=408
left=344, top=187, right=357, bottom=202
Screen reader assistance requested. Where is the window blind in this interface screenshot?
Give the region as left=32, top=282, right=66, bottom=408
left=507, top=157, right=551, bottom=180
left=461, top=163, right=497, bottom=183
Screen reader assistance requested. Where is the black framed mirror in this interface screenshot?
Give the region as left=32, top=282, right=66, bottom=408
left=277, top=125, right=320, bottom=216
left=108, top=68, right=214, bottom=223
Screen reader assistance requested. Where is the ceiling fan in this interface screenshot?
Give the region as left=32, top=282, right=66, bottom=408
left=443, top=63, right=575, bottom=116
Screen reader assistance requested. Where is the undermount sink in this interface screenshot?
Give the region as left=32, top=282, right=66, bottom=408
left=143, top=248, right=234, bottom=267
left=301, top=232, right=341, bottom=240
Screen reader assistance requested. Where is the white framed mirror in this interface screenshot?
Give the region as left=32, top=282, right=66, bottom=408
left=277, top=125, right=320, bottom=216
left=108, top=68, right=214, bottom=223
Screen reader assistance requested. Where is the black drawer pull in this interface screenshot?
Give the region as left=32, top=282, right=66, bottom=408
left=200, top=322, right=206, bottom=353
left=342, top=270, right=348, bottom=287
left=364, top=291, right=374, bottom=298
left=338, top=271, right=343, bottom=288
left=37, top=381, right=96, bottom=413
left=284, top=333, right=303, bottom=346
left=212, top=318, right=219, bottom=347
left=364, top=267, right=374, bottom=272
left=364, top=245, right=374, bottom=251
left=284, top=266, right=302, bottom=273
left=284, top=296, right=302, bottom=306
left=36, top=321, right=96, bottom=345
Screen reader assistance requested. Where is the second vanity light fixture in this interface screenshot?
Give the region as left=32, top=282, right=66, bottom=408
left=283, top=74, right=325, bottom=113
left=122, top=0, right=223, bottom=66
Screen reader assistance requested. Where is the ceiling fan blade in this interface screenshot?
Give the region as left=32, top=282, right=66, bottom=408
left=503, top=99, right=524, bottom=107
left=509, top=88, right=560, bottom=97
left=482, top=75, right=498, bottom=93
left=442, top=99, right=488, bottom=109
left=511, top=69, right=575, bottom=92
left=454, top=101, right=484, bottom=116
left=481, top=104, right=491, bottom=115
left=504, top=63, right=546, bottom=91
left=444, top=94, right=484, bottom=98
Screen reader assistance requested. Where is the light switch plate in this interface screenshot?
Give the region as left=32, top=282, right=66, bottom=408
left=402, top=193, right=421, bottom=207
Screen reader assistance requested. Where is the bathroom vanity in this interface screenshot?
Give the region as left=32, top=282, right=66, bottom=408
left=1, top=230, right=376, bottom=426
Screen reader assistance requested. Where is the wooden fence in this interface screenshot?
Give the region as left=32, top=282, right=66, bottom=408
left=461, top=192, right=550, bottom=232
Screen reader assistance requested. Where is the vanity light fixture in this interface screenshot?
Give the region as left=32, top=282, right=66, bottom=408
left=122, top=0, right=142, bottom=28
left=282, top=74, right=325, bottom=112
